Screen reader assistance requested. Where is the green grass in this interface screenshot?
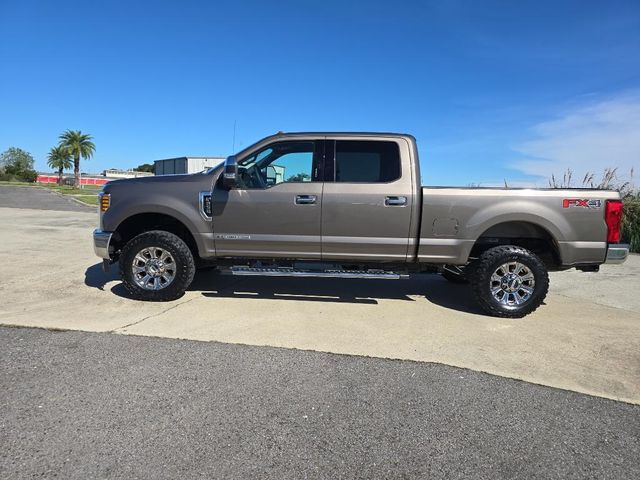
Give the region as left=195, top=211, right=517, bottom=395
left=621, top=194, right=640, bottom=253
left=40, top=184, right=100, bottom=206
left=73, top=195, right=99, bottom=206
left=43, top=184, right=102, bottom=195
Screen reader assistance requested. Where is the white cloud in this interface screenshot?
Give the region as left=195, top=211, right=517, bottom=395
left=513, top=92, right=640, bottom=182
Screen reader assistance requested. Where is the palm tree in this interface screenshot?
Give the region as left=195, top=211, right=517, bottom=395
left=47, top=145, right=72, bottom=185
left=59, top=130, right=95, bottom=188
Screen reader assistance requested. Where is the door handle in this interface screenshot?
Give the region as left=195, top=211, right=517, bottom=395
left=295, top=195, right=317, bottom=205
left=385, top=196, right=407, bottom=206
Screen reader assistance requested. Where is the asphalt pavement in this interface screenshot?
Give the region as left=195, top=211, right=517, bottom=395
left=0, top=185, right=91, bottom=211
left=1, top=326, right=638, bottom=480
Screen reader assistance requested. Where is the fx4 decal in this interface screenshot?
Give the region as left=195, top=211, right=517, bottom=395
left=562, top=198, right=602, bottom=209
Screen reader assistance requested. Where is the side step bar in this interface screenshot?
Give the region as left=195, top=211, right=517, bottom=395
left=229, top=266, right=409, bottom=280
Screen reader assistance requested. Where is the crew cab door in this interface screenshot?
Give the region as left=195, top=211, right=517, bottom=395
left=321, top=138, right=415, bottom=261
left=211, top=140, right=323, bottom=258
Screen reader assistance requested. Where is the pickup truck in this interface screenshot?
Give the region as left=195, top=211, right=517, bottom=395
left=93, top=132, right=629, bottom=318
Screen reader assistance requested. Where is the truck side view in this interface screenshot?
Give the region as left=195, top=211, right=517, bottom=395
left=93, top=132, right=629, bottom=318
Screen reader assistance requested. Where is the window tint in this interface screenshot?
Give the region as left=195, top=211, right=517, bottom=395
left=236, top=141, right=316, bottom=189
left=265, top=149, right=313, bottom=185
left=335, top=141, right=401, bottom=183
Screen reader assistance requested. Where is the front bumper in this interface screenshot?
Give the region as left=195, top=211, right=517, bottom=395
left=605, top=244, right=629, bottom=264
left=93, top=229, right=113, bottom=259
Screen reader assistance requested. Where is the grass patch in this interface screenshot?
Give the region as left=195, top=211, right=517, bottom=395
left=622, top=193, right=640, bottom=253
left=43, top=184, right=102, bottom=195
left=73, top=195, right=99, bottom=206
left=39, top=184, right=100, bottom=207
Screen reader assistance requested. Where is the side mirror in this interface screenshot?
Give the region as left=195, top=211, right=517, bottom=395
left=222, top=155, right=238, bottom=189
left=265, top=165, right=277, bottom=186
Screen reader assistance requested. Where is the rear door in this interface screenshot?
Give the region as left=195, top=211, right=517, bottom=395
left=321, top=137, right=415, bottom=262
left=211, top=140, right=324, bottom=258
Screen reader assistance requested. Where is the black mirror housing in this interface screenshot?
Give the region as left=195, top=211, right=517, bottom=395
left=222, top=156, right=238, bottom=189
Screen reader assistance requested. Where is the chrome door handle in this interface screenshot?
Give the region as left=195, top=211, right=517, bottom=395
left=385, top=196, right=407, bottom=206
left=295, top=195, right=317, bottom=205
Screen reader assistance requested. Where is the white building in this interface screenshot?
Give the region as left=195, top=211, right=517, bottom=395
left=102, top=169, right=154, bottom=179
left=154, top=157, right=225, bottom=175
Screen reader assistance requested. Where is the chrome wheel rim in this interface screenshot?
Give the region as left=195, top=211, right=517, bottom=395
left=490, top=262, right=535, bottom=307
left=132, top=246, right=176, bottom=291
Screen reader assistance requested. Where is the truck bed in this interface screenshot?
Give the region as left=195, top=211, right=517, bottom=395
left=417, top=187, right=620, bottom=266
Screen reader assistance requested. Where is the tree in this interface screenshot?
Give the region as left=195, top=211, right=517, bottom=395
left=59, top=130, right=95, bottom=188
left=47, top=145, right=72, bottom=185
left=135, top=163, right=154, bottom=173
left=0, top=147, right=34, bottom=172
left=0, top=147, right=37, bottom=182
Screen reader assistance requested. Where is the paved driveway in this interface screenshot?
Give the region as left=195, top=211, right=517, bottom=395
left=0, top=185, right=92, bottom=211
left=0, top=186, right=639, bottom=404
left=1, top=326, right=638, bottom=479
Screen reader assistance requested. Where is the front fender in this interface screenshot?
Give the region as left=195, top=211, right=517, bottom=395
left=103, top=191, right=212, bottom=258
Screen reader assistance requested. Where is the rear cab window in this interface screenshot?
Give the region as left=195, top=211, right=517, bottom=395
left=330, top=140, right=401, bottom=183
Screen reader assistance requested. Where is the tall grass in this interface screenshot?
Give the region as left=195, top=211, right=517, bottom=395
left=549, top=168, right=640, bottom=253
left=622, top=191, right=640, bottom=253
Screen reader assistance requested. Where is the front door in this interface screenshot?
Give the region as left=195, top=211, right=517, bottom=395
left=321, top=138, right=415, bottom=262
left=211, top=140, right=323, bottom=258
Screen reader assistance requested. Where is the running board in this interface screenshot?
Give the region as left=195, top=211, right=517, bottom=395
left=229, top=266, right=409, bottom=280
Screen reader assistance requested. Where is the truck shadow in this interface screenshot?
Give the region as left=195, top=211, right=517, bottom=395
left=84, top=263, right=483, bottom=315
left=194, top=270, right=483, bottom=314
left=84, top=262, right=120, bottom=291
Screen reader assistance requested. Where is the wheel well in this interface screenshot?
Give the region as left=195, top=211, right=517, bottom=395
left=112, top=213, right=199, bottom=258
left=470, top=221, right=561, bottom=268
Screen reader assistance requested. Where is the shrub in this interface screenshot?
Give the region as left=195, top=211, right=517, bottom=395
left=0, top=169, right=37, bottom=183
left=621, top=192, right=640, bottom=253
left=20, top=169, right=38, bottom=183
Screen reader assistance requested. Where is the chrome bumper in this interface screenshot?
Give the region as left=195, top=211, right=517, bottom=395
left=605, top=244, right=629, bottom=264
left=93, top=229, right=113, bottom=259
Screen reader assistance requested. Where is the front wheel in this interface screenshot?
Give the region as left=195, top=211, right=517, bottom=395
left=468, top=245, right=549, bottom=318
left=120, top=230, right=196, bottom=301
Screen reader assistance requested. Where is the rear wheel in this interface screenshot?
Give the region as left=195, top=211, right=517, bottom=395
left=468, top=245, right=549, bottom=318
left=120, top=230, right=195, bottom=301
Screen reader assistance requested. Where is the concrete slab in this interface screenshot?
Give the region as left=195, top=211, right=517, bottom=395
left=1, top=206, right=639, bottom=404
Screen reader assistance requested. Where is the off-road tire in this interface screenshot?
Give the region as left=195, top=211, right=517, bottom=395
left=468, top=245, right=549, bottom=318
left=441, top=265, right=469, bottom=284
left=120, top=230, right=196, bottom=301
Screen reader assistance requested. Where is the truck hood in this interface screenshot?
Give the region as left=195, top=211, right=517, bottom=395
left=103, top=173, right=213, bottom=193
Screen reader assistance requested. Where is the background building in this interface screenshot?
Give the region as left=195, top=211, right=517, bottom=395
left=102, top=169, right=154, bottom=179
left=154, top=157, right=225, bottom=175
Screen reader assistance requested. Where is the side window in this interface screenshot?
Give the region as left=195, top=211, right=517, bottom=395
left=334, top=140, right=401, bottom=183
left=237, top=141, right=316, bottom=189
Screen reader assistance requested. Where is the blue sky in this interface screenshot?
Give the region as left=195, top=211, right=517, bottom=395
left=1, top=0, right=638, bottom=186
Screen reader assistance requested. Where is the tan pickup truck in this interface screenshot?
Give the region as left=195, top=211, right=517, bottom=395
left=93, top=132, right=628, bottom=317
